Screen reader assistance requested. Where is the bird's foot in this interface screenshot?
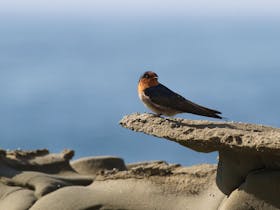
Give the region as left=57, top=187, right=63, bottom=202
left=154, top=113, right=163, bottom=118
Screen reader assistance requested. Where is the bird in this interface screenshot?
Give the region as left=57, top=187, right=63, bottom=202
left=138, top=71, right=222, bottom=119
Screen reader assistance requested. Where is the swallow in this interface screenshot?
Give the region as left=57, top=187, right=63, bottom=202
left=138, top=71, right=222, bottom=119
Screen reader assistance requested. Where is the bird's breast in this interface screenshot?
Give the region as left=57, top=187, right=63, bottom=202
left=138, top=91, right=181, bottom=116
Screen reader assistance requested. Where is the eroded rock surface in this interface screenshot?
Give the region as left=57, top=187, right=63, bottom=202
left=1, top=112, right=279, bottom=209
left=120, top=113, right=280, bottom=209
left=0, top=149, right=224, bottom=210
left=0, top=149, right=93, bottom=210
left=71, top=156, right=127, bottom=176
left=120, top=113, right=280, bottom=154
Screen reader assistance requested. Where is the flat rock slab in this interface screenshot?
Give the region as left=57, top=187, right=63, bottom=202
left=1, top=112, right=280, bottom=209
left=120, top=113, right=280, bottom=154
left=30, top=162, right=224, bottom=210
left=71, top=156, right=127, bottom=176
left=0, top=148, right=224, bottom=210
left=120, top=112, right=280, bottom=207
left=0, top=146, right=279, bottom=209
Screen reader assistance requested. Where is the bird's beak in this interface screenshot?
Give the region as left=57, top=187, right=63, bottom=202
left=153, top=76, right=158, bottom=79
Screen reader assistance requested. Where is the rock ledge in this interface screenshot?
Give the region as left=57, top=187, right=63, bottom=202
left=120, top=113, right=280, bottom=154
left=120, top=113, right=280, bottom=209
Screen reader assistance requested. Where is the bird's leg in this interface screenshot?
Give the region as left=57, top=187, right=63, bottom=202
left=154, top=113, right=162, bottom=117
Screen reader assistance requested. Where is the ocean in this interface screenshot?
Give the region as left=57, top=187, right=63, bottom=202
left=0, top=16, right=279, bottom=165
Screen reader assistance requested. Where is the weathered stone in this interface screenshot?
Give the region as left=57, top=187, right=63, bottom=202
left=30, top=163, right=224, bottom=210
left=216, top=150, right=264, bottom=195
left=1, top=149, right=75, bottom=173
left=0, top=149, right=92, bottom=201
left=0, top=183, right=36, bottom=210
left=120, top=113, right=280, bottom=154
left=219, top=169, right=280, bottom=209
left=120, top=113, right=280, bottom=207
left=0, top=112, right=279, bottom=209
left=71, top=156, right=127, bottom=176
left=0, top=148, right=225, bottom=210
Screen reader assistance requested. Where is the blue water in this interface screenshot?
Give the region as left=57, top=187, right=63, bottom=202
left=0, top=16, right=280, bottom=166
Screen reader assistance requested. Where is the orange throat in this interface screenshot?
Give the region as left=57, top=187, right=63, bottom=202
left=138, top=78, right=159, bottom=94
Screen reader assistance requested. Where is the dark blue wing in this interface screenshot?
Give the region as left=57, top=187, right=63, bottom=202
left=144, top=84, right=222, bottom=118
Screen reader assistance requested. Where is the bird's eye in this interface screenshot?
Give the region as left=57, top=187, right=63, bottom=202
left=144, top=74, right=149, bottom=78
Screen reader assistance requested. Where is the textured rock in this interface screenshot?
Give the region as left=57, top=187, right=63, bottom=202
left=71, top=156, right=127, bottom=176
left=2, top=147, right=277, bottom=210
left=120, top=113, right=280, bottom=209
left=0, top=183, right=36, bottom=210
left=2, top=149, right=75, bottom=173
left=0, top=149, right=93, bottom=210
left=0, top=149, right=225, bottom=210
left=31, top=162, right=224, bottom=210
left=1, top=112, right=279, bottom=209
left=120, top=113, right=280, bottom=154
left=219, top=169, right=280, bottom=210
left=216, top=150, right=264, bottom=195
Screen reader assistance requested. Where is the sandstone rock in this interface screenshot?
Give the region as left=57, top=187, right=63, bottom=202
left=71, top=156, right=127, bottom=176
left=216, top=150, right=264, bottom=195
left=2, top=149, right=74, bottom=173
left=0, top=112, right=279, bottom=209
left=120, top=113, right=280, bottom=154
left=0, top=148, right=225, bottom=210
left=219, top=169, right=280, bottom=210
left=30, top=162, right=224, bottom=210
left=120, top=113, right=280, bottom=208
left=0, top=149, right=93, bottom=209
left=0, top=183, right=36, bottom=210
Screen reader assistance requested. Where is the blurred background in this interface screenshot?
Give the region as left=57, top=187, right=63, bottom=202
left=0, top=0, right=280, bottom=166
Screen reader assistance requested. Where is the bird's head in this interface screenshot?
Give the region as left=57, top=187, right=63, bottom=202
left=138, top=71, right=159, bottom=92
left=139, top=71, right=158, bottom=82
